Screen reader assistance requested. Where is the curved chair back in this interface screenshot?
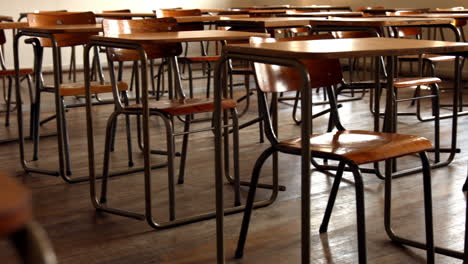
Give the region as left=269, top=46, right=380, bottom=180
left=27, top=12, right=96, bottom=47
left=101, top=9, right=132, bottom=20
left=251, top=34, right=343, bottom=93
left=155, top=9, right=203, bottom=30
left=102, top=18, right=183, bottom=61
left=388, top=11, right=422, bottom=38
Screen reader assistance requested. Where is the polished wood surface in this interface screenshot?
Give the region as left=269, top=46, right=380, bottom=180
left=103, top=18, right=183, bottom=61
left=0, top=22, right=28, bottom=30
left=280, top=11, right=364, bottom=17
left=430, top=9, right=468, bottom=13
left=308, top=17, right=453, bottom=27
left=227, top=37, right=468, bottom=59
left=0, top=16, right=13, bottom=22
left=0, top=173, right=31, bottom=237
left=20, top=24, right=101, bottom=34
left=45, top=81, right=128, bottom=97
left=280, top=130, right=433, bottom=165
left=251, top=34, right=342, bottom=93
left=216, top=17, right=314, bottom=28
left=292, top=5, right=352, bottom=11
left=94, top=29, right=270, bottom=44
left=95, top=12, right=155, bottom=18
left=393, top=77, right=441, bottom=88
left=389, top=13, right=468, bottom=19
left=27, top=12, right=98, bottom=47
left=174, top=14, right=249, bottom=23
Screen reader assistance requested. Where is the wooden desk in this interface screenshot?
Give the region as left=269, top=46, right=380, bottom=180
left=214, top=37, right=468, bottom=264
left=0, top=22, right=28, bottom=30
left=173, top=14, right=249, bottom=24
left=13, top=24, right=102, bottom=181
left=292, top=5, right=352, bottom=11
left=83, top=30, right=271, bottom=231
left=361, top=8, right=430, bottom=15
left=430, top=9, right=468, bottom=14
left=387, top=13, right=468, bottom=19
left=95, top=12, right=155, bottom=18
left=308, top=17, right=453, bottom=28
left=279, top=11, right=364, bottom=18
left=0, top=15, right=13, bottom=22
left=235, top=4, right=291, bottom=9
left=217, top=17, right=313, bottom=29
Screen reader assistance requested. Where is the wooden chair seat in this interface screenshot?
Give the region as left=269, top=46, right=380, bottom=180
left=393, top=77, right=441, bottom=88
left=0, top=68, right=33, bottom=77
left=0, top=173, right=31, bottom=237
left=278, top=130, right=433, bottom=165
left=125, top=98, right=236, bottom=116
left=348, top=77, right=440, bottom=88
left=44, top=81, right=128, bottom=97
left=399, top=54, right=458, bottom=62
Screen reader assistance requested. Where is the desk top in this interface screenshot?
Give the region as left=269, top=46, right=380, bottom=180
left=217, top=17, right=314, bottom=28
left=235, top=5, right=291, bottom=9
left=280, top=11, right=363, bottom=17
left=0, top=15, right=13, bottom=22
left=0, top=22, right=28, bottom=30
left=95, top=12, right=155, bottom=18
left=292, top=5, right=352, bottom=11
left=361, top=8, right=430, bottom=14
left=20, top=24, right=102, bottom=33
left=92, top=30, right=270, bottom=44
left=308, top=17, right=453, bottom=27
left=430, top=9, right=468, bottom=14
left=225, top=37, right=468, bottom=59
left=395, top=13, right=468, bottom=19
left=174, top=14, right=249, bottom=23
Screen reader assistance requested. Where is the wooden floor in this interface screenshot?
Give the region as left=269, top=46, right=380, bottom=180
left=1, top=68, right=468, bottom=263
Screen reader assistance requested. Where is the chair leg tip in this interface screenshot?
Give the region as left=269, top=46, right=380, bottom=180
left=66, top=171, right=72, bottom=176
left=234, top=250, right=244, bottom=259
left=234, top=201, right=241, bottom=207
left=128, top=161, right=134, bottom=167
left=177, top=179, right=184, bottom=184
left=319, top=226, right=328, bottom=233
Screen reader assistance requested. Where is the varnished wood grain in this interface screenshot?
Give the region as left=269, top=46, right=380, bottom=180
left=227, top=38, right=468, bottom=59
left=308, top=16, right=453, bottom=27
left=279, top=11, right=364, bottom=18
left=0, top=22, right=28, bottom=30
left=93, top=30, right=270, bottom=44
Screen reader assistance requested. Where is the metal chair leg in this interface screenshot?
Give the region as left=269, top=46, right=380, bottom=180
left=177, top=115, right=191, bottom=184
left=60, top=98, right=72, bottom=176
left=4, top=76, right=12, bottom=126
left=100, top=111, right=120, bottom=204
left=319, top=161, right=345, bottom=233
left=384, top=153, right=435, bottom=264
left=349, top=163, right=367, bottom=264
left=235, top=146, right=277, bottom=258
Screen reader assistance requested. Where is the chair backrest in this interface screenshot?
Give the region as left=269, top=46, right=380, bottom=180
left=388, top=11, right=422, bottom=37
left=102, top=18, right=183, bottom=61
left=101, top=9, right=132, bottom=20
left=155, top=9, right=203, bottom=30
left=252, top=34, right=343, bottom=93
left=332, top=30, right=379, bottom=39
left=27, top=12, right=96, bottom=47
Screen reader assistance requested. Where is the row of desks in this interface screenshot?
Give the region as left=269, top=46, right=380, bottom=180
left=4, top=9, right=468, bottom=264
left=0, top=16, right=461, bottom=30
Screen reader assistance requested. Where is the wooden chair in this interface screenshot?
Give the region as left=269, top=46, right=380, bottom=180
left=155, top=9, right=215, bottom=99
left=0, top=172, right=57, bottom=264
left=235, top=36, right=436, bottom=264
left=332, top=28, right=442, bottom=156
left=389, top=11, right=462, bottom=111
left=26, top=12, right=130, bottom=179
left=100, top=17, right=241, bottom=221
left=0, top=20, right=34, bottom=127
